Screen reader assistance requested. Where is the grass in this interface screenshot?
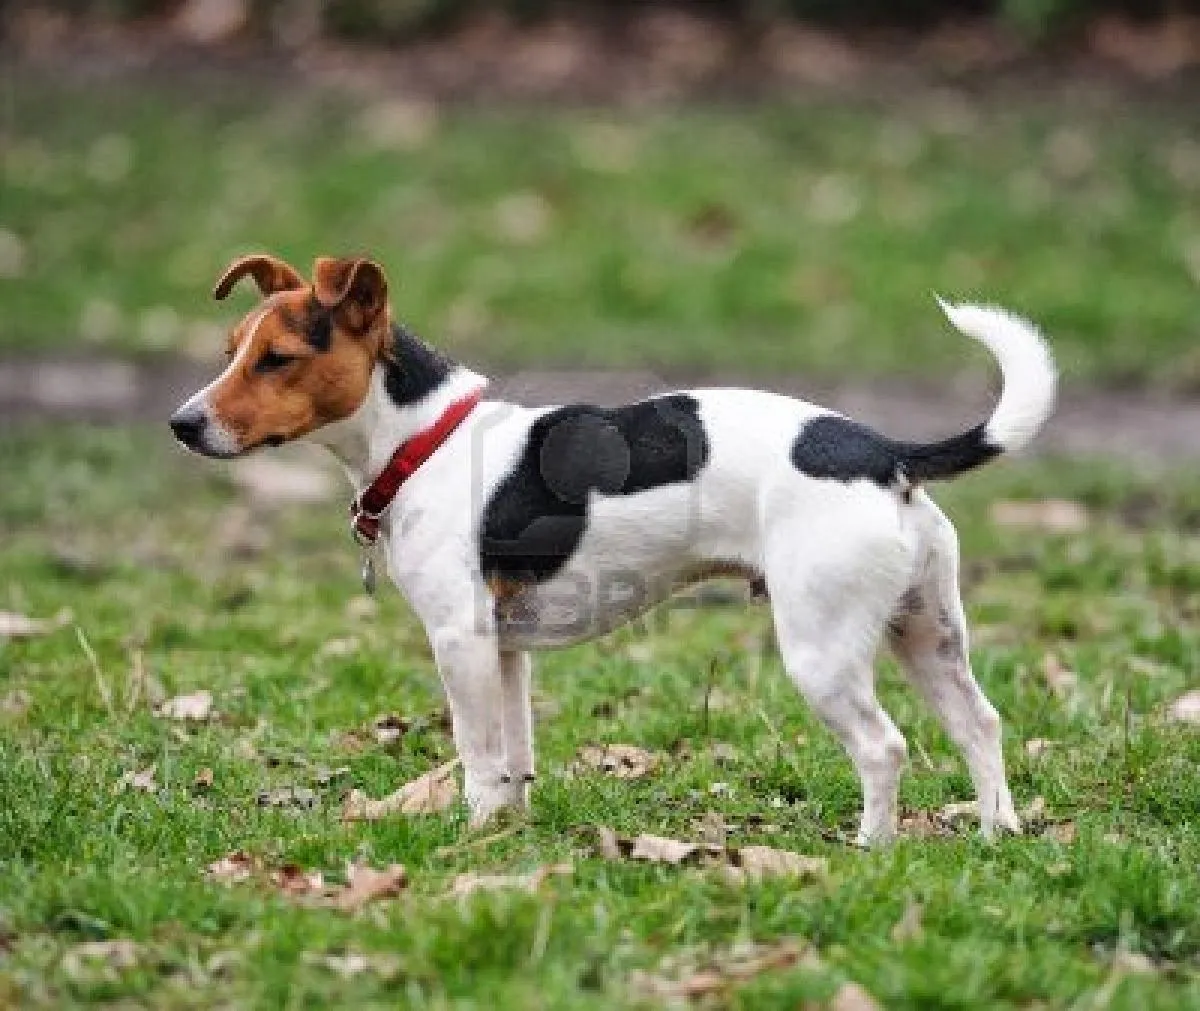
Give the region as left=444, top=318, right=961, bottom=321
left=1, top=422, right=1198, bottom=1007
left=3, top=71, right=1200, bottom=386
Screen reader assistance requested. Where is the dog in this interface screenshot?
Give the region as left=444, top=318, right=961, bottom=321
left=170, top=253, right=1056, bottom=843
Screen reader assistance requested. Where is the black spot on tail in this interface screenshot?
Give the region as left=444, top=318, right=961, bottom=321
left=481, top=395, right=709, bottom=583
left=790, top=415, right=1001, bottom=488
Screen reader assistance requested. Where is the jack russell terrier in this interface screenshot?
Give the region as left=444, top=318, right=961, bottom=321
left=170, top=254, right=1056, bottom=844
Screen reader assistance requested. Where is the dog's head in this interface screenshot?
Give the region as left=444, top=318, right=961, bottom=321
left=169, top=254, right=390, bottom=458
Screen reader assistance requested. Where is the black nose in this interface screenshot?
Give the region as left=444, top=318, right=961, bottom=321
left=169, top=406, right=206, bottom=448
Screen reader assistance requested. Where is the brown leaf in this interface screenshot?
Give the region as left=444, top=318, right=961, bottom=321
left=1041, top=654, right=1078, bottom=698
left=113, top=766, right=157, bottom=795
left=271, top=863, right=325, bottom=897
left=1025, top=738, right=1054, bottom=757
left=1166, top=689, right=1200, bottom=726
left=891, top=901, right=924, bottom=943
left=154, top=690, right=213, bottom=722
left=450, top=862, right=572, bottom=898
left=694, top=811, right=728, bottom=848
left=342, top=759, right=460, bottom=821
left=728, top=846, right=827, bottom=882
left=899, top=810, right=952, bottom=838
left=332, top=862, right=407, bottom=911
left=577, top=743, right=659, bottom=779
left=205, top=851, right=256, bottom=883
left=990, top=499, right=1089, bottom=533
left=629, top=834, right=701, bottom=865
left=634, top=938, right=811, bottom=1000
left=595, top=825, right=625, bottom=860
left=1112, top=949, right=1157, bottom=974
left=831, top=981, right=884, bottom=1011
left=193, top=767, right=215, bottom=791
left=1047, top=821, right=1077, bottom=845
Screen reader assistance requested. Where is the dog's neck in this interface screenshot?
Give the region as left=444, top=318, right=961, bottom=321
left=309, top=323, right=488, bottom=491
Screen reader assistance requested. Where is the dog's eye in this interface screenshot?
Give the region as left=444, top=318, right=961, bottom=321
left=255, top=349, right=299, bottom=374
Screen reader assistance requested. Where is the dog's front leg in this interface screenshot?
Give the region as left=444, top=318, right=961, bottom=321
left=430, top=626, right=509, bottom=827
left=499, top=649, right=534, bottom=809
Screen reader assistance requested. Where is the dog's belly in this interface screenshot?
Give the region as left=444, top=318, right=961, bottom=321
left=491, top=482, right=762, bottom=648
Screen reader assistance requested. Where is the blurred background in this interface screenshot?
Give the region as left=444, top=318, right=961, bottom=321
left=1, top=0, right=1198, bottom=439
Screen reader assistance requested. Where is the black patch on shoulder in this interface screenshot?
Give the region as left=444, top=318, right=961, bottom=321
left=382, top=324, right=455, bottom=406
left=481, top=394, right=709, bottom=583
left=791, top=415, right=1001, bottom=487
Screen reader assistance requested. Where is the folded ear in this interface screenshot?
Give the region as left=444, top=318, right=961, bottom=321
left=213, top=254, right=305, bottom=301
left=312, top=257, right=388, bottom=332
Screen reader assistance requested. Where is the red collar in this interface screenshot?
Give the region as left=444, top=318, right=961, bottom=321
left=349, top=388, right=483, bottom=546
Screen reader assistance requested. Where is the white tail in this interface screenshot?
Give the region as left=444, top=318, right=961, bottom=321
left=935, top=297, right=1057, bottom=453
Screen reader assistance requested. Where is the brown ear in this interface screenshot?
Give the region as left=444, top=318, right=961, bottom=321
left=213, top=254, right=305, bottom=301
left=312, top=257, right=388, bottom=331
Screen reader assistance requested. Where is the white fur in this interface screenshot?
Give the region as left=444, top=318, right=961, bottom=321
left=178, top=299, right=1054, bottom=843
left=935, top=297, right=1057, bottom=452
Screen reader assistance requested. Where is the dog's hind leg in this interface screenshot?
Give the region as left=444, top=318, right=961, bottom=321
left=762, top=485, right=914, bottom=845
left=887, top=494, right=1020, bottom=837
left=499, top=649, right=534, bottom=810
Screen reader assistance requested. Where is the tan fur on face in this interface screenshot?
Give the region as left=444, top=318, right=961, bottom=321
left=206, top=279, right=388, bottom=452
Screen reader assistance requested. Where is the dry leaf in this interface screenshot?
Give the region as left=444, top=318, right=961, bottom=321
left=205, top=851, right=256, bottom=883
left=891, top=901, right=924, bottom=943
left=372, top=713, right=411, bottom=744
left=318, top=637, right=358, bottom=658
left=695, top=811, right=728, bottom=848
left=62, top=939, right=140, bottom=980
left=990, top=499, right=1089, bottom=533
left=1025, top=738, right=1054, bottom=757
left=0, top=611, right=51, bottom=638
left=630, top=834, right=700, bottom=865
left=309, top=950, right=402, bottom=980
left=342, top=759, right=460, bottom=821
left=1112, top=949, right=1156, bottom=974
left=154, top=690, right=213, bottom=722
left=938, top=800, right=979, bottom=827
left=899, top=810, right=952, bottom=838
left=1022, top=796, right=1048, bottom=824
left=0, top=690, right=30, bottom=716
left=193, top=767, right=214, bottom=791
left=450, top=862, right=572, bottom=898
left=1047, top=821, right=1077, bottom=845
left=596, top=825, right=625, bottom=860
left=728, top=846, right=826, bottom=882
left=831, top=981, right=884, bottom=1011
left=333, top=862, right=407, bottom=911
left=1165, top=689, right=1200, bottom=725
left=257, top=786, right=319, bottom=809
left=577, top=743, right=659, bottom=779
left=271, top=863, right=325, bottom=897
left=634, top=938, right=811, bottom=1000
left=1041, top=654, right=1078, bottom=698
left=113, top=766, right=157, bottom=794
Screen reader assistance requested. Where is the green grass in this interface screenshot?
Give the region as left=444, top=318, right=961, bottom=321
left=1, top=423, right=1198, bottom=1007
left=3, top=72, right=1200, bottom=385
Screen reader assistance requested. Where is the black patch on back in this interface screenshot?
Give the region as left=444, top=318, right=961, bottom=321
left=481, top=395, right=709, bottom=583
left=791, top=415, right=1000, bottom=487
left=383, top=324, right=455, bottom=406
left=791, top=416, right=903, bottom=486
